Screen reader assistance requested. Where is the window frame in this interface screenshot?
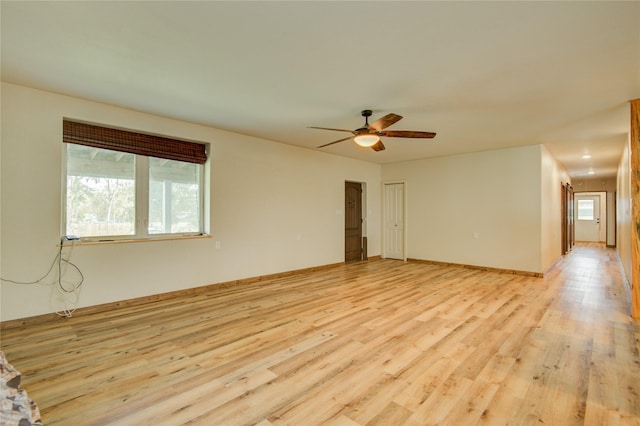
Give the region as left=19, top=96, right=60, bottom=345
left=61, top=120, right=208, bottom=242
left=577, top=199, right=595, bottom=221
left=145, top=155, right=206, bottom=237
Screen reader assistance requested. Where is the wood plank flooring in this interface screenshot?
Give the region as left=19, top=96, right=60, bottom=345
left=2, top=243, right=639, bottom=425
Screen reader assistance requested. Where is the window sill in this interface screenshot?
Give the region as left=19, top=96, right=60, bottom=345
left=64, top=234, right=212, bottom=246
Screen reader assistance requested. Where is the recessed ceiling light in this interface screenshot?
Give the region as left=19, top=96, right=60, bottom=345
left=588, top=170, right=595, bottom=175
left=582, top=154, right=591, bottom=159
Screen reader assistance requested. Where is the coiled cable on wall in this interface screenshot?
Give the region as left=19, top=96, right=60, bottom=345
left=1, top=237, right=84, bottom=317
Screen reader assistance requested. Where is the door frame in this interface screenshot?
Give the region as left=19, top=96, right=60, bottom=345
left=344, top=180, right=367, bottom=262
left=561, top=182, right=574, bottom=254
left=382, top=180, right=407, bottom=261
left=574, top=191, right=607, bottom=243
left=609, top=192, right=616, bottom=248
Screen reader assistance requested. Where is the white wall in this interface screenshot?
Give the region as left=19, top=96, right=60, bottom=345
left=1, top=82, right=576, bottom=321
left=382, top=145, right=544, bottom=274
left=617, top=135, right=633, bottom=289
left=0, top=82, right=382, bottom=321
left=540, top=145, right=571, bottom=272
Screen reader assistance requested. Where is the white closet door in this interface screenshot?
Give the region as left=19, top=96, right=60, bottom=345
left=384, top=183, right=405, bottom=260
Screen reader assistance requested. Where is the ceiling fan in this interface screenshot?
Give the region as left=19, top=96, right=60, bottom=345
left=309, top=109, right=436, bottom=152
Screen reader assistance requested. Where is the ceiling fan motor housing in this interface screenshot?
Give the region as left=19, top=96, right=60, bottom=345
left=360, top=110, right=374, bottom=133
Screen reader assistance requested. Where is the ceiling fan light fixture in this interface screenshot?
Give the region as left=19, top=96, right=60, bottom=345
left=353, top=134, right=380, bottom=147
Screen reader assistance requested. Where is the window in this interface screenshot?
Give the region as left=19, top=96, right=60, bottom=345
left=66, top=144, right=136, bottom=237
left=63, top=120, right=207, bottom=240
left=577, top=199, right=594, bottom=221
left=148, top=157, right=202, bottom=234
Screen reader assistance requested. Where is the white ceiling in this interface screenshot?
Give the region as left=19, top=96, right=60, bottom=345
left=2, top=1, right=639, bottom=178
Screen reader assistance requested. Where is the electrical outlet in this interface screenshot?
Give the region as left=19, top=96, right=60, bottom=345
left=215, top=241, right=221, bottom=249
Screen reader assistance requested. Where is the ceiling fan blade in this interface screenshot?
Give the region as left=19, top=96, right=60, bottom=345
left=380, top=130, right=436, bottom=138
left=317, top=136, right=353, bottom=148
left=371, top=141, right=385, bottom=151
left=369, top=113, right=402, bottom=132
left=308, top=126, right=353, bottom=133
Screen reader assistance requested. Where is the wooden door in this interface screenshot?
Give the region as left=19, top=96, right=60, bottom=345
left=345, top=182, right=362, bottom=262
left=561, top=182, right=574, bottom=254
left=569, top=185, right=574, bottom=249
left=561, top=183, right=568, bottom=254
left=384, top=183, right=405, bottom=260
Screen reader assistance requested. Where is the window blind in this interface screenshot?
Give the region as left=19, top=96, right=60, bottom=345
left=63, top=119, right=207, bottom=164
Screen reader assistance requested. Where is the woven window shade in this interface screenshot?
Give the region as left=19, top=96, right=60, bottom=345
left=63, top=120, right=207, bottom=164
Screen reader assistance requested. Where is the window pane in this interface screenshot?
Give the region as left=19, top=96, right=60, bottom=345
left=66, top=144, right=135, bottom=236
left=577, top=199, right=594, bottom=220
left=148, top=158, right=201, bottom=234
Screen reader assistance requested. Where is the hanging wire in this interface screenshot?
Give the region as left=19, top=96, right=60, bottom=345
left=1, top=238, right=85, bottom=317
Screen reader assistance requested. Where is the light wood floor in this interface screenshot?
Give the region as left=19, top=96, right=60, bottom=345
left=2, top=243, right=639, bottom=425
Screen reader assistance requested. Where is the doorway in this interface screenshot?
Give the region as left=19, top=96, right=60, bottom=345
left=575, top=192, right=606, bottom=243
left=561, top=182, right=574, bottom=254
left=344, top=181, right=363, bottom=262
left=384, top=182, right=405, bottom=260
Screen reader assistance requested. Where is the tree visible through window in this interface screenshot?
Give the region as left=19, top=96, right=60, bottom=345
left=66, top=144, right=136, bottom=237
left=148, top=157, right=201, bottom=234
left=65, top=142, right=204, bottom=239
